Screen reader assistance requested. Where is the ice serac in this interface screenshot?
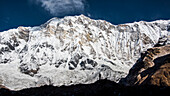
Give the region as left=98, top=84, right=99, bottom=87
left=0, top=15, right=169, bottom=90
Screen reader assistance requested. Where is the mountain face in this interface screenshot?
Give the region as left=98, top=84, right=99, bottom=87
left=0, top=15, right=169, bottom=90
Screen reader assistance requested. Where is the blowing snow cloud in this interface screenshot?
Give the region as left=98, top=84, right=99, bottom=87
left=35, top=0, right=86, bottom=16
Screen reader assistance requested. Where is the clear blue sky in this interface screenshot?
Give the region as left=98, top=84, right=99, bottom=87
left=0, top=0, right=170, bottom=31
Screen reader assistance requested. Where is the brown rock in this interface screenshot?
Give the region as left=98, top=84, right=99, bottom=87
left=17, top=26, right=30, bottom=41
left=122, top=45, right=170, bottom=86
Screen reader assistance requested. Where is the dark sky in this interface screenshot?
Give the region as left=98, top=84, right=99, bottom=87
left=0, top=0, right=170, bottom=31
left=87, top=0, right=170, bottom=24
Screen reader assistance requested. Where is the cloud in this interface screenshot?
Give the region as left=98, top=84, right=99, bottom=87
left=35, top=0, right=86, bottom=16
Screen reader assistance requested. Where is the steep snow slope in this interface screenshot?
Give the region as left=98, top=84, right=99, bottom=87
left=0, top=15, right=169, bottom=90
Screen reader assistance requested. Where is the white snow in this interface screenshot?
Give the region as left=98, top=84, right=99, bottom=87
left=0, top=15, right=169, bottom=90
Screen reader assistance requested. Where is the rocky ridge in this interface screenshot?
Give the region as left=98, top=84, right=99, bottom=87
left=0, top=15, right=169, bottom=90
left=121, top=44, right=170, bottom=86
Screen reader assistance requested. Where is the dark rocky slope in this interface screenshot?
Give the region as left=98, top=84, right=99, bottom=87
left=121, top=45, right=170, bottom=86
left=0, top=79, right=169, bottom=96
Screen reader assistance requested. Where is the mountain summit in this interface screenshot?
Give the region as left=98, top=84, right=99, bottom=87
left=0, top=15, right=169, bottom=90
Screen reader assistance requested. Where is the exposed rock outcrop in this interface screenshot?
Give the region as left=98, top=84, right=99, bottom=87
left=121, top=45, right=170, bottom=86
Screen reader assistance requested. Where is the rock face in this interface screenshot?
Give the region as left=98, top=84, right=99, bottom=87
left=0, top=15, right=169, bottom=90
left=121, top=45, right=170, bottom=86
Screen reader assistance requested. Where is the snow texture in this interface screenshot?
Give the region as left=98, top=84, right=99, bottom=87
left=0, top=15, right=169, bottom=90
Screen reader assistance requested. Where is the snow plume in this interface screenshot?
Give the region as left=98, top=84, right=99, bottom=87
left=36, top=0, right=86, bottom=16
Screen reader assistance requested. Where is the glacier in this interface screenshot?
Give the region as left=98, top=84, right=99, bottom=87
left=0, top=15, right=169, bottom=90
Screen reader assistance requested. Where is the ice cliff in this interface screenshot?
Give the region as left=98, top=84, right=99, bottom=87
left=0, top=15, right=169, bottom=90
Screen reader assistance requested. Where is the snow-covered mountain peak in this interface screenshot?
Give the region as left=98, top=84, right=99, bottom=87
left=0, top=15, right=169, bottom=90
